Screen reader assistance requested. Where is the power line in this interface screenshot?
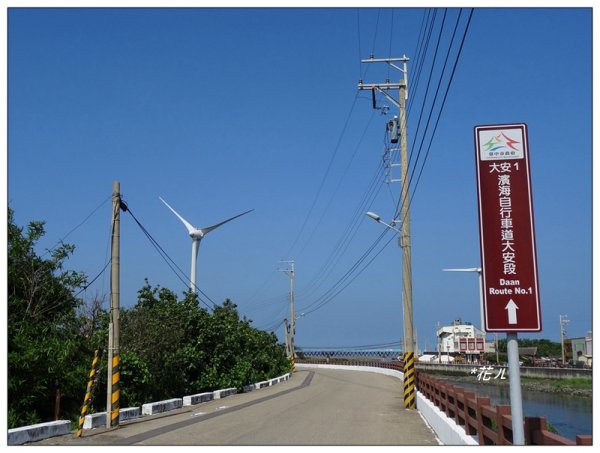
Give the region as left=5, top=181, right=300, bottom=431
left=396, top=8, right=473, bottom=222
left=386, top=9, right=395, bottom=80
left=408, top=9, right=474, bottom=205
left=408, top=8, right=438, bottom=117
left=41, top=194, right=112, bottom=258
left=284, top=94, right=359, bottom=258
left=300, top=230, right=396, bottom=317
left=296, top=142, right=387, bottom=301
left=297, top=107, right=377, bottom=257
left=294, top=9, right=475, bottom=318
left=253, top=8, right=474, bottom=322
left=298, top=225, right=392, bottom=315
left=122, top=201, right=217, bottom=310
left=74, top=259, right=111, bottom=298
left=370, top=9, right=382, bottom=54
left=356, top=9, right=363, bottom=79
left=407, top=9, right=449, bottom=175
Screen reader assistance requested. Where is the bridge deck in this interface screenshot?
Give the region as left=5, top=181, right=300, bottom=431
left=33, top=367, right=438, bottom=446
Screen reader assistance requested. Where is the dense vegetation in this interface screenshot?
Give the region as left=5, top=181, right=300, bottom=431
left=7, top=208, right=290, bottom=429
left=495, top=338, right=562, bottom=357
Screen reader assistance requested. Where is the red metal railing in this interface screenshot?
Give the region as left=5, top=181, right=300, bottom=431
left=416, top=371, right=592, bottom=446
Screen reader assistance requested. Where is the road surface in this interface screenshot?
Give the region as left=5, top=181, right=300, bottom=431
left=34, top=367, right=439, bottom=446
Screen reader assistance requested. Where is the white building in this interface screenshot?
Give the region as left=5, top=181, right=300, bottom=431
left=436, top=318, right=489, bottom=363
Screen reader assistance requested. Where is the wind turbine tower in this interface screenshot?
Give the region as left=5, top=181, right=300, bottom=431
left=160, top=197, right=253, bottom=293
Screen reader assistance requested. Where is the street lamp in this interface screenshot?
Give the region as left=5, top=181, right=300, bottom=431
left=366, top=210, right=415, bottom=405
left=366, top=211, right=402, bottom=233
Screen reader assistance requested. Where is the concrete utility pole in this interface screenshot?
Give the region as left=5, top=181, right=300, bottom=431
left=359, top=54, right=416, bottom=409
left=107, top=180, right=121, bottom=428
left=560, top=315, right=569, bottom=365
left=495, top=333, right=499, bottom=364
left=436, top=322, right=441, bottom=363
left=278, top=260, right=295, bottom=370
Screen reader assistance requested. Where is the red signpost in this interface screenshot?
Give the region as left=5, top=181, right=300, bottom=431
left=474, top=123, right=541, bottom=332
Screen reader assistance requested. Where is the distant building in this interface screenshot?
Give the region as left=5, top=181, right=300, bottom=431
left=567, top=331, right=592, bottom=366
left=435, top=318, right=487, bottom=364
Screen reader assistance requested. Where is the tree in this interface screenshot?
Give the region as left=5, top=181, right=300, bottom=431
left=7, top=208, right=93, bottom=427
left=119, top=281, right=209, bottom=404
left=496, top=338, right=562, bottom=358
left=7, top=207, right=289, bottom=427
left=119, top=286, right=290, bottom=406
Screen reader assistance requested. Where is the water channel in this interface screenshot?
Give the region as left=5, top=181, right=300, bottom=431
left=440, top=377, right=592, bottom=441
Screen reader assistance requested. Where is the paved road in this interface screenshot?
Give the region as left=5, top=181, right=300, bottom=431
left=35, top=367, right=439, bottom=446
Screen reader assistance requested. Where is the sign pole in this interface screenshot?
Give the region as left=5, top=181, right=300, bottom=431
left=506, top=333, right=524, bottom=444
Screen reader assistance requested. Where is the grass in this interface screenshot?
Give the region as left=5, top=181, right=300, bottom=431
left=521, top=377, right=592, bottom=391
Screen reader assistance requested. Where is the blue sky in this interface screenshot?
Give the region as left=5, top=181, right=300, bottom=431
left=5, top=5, right=595, bottom=352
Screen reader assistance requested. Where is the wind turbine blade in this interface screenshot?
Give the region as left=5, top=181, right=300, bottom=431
left=200, top=209, right=254, bottom=235
left=443, top=268, right=481, bottom=272
left=159, top=197, right=196, bottom=234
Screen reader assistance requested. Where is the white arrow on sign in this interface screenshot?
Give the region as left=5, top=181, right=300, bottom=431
left=505, top=299, right=519, bottom=324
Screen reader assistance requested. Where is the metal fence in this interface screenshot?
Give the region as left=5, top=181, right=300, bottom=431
left=416, top=371, right=592, bottom=445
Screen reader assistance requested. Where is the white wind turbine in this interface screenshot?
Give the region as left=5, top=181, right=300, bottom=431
left=159, top=197, right=253, bottom=294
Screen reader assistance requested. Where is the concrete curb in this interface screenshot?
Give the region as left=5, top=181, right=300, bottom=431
left=10, top=371, right=294, bottom=443
left=183, top=391, right=213, bottom=406
left=416, top=392, right=478, bottom=445
left=8, top=420, right=71, bottom=445
left=213, top=387, right=237, bottom=399
left=142, top=398, right=183, bottom=415
left=243, top=372, right=291, bottom=393
left=83, top=407, right=141, bottom=429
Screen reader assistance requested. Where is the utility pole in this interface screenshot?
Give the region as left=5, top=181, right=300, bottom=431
left=495, top=333, right=499, bottom=364
left=560, top=315, right=569, bottom=365
left=436, top=322, right=441, bottom=363
left=278, top=260, right=295, bottom=371
left=107, top=181, right=121, bottom=428
left=359, top=54, right=415, bottom=409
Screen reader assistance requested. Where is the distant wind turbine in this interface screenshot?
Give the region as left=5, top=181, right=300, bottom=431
left=159, top=197, right=253, bottom=293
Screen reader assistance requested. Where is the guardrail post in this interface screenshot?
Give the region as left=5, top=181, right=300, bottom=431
left=495, top=405, right=512, bottom=445
left=445, top=384, right=455, bottom=419
left=524, top=416, right=546, bottom=445
left=576, top=435, right=592, bottom=445
left=475, top=396, right=491, bottom=444
left=453, top=387, right=464, bottom=426
left=464, top=392, right=477, bottom=436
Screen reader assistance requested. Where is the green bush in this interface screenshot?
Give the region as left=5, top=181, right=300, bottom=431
left=7, top=207, right=290, bottom=428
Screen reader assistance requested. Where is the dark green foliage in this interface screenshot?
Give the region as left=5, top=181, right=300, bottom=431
left=7, top=208, right=93, bottom=428
left=119, top=287, right=290, bottom=407
left=496, top=338, right=562, bottom=357
left=8, top=207, right=290, bottom=427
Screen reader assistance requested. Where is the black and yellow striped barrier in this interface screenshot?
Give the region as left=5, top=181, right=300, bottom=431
left=76, top=348, right=103, bottom=437
left=403, top=352, right=416, bottom=409
left=109, top=354, right=120, bottom=427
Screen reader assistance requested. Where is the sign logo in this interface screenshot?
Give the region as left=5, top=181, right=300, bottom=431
left=478, top=129, right=524, bottom=161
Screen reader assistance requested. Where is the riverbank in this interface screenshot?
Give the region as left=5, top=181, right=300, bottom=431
left=421, top=370, right=592, bottom=398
